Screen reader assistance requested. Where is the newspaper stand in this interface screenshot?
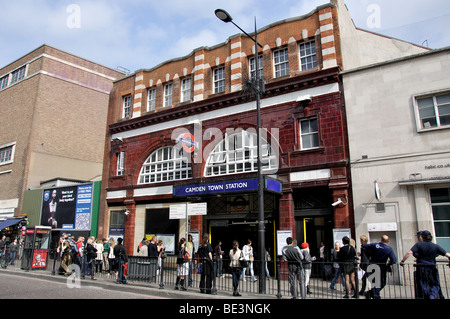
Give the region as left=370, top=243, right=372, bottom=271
left=21, top=226, right=51, bottom=271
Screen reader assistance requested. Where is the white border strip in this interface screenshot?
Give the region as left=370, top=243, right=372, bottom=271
left=112, top=83, right=339, bottom=140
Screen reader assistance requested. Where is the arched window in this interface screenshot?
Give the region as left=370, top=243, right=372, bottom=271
left=204, top=130, right=278, bottom=177
left=138, top=146, right=191, bottom=184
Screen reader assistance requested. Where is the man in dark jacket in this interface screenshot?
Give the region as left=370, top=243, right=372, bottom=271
left=282, top=237, right=306, bottom=299
left=362, top=235, right=397, bottom=299
left=114, top=237, right=128, bottom=284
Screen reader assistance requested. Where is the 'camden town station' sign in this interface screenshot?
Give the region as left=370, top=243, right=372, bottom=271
left=173, top=177, right=282, bottom=197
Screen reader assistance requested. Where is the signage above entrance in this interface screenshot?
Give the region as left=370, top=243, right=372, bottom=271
left=169, top=202, right=207, bottom=219
left=173, top=178, right=282, bottom=197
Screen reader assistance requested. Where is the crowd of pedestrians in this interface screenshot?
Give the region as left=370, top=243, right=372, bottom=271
left=56, top=234, right=128, bottom=283
left=281, top=230, right=450, bottom=300
left=3, top=228, right=447, bottom=299
left=107, top=230, right=450, bottom=299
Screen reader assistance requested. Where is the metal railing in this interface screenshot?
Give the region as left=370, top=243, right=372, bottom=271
left=45, top=252, right=449, bottom=299
left=95, top=256, right=450, bottom=299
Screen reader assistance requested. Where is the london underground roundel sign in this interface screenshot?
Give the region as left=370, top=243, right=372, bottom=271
left=180, top=132, right=196, bottom=153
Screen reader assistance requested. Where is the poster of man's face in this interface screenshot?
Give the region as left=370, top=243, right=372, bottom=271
left=40, top=184, right=92, bottom=230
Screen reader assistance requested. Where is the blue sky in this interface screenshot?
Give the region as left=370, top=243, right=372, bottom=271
left=1, top=0, right=449, bottom=73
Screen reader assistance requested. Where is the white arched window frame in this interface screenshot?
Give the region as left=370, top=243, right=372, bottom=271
left=204, top=130, right=278, bottom=177
left=138, top=146, right=192, bottom=184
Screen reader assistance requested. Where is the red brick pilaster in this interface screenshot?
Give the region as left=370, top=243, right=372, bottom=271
left=279, top=190, right=295, bottom=239
left=124, top=199, right=136, bottom=255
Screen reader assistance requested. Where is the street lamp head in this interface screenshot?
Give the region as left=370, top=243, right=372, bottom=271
left=215, top=9, right=233, bottom=23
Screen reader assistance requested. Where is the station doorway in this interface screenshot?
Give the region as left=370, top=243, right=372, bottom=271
left=209, top=218, right=276, bottom=276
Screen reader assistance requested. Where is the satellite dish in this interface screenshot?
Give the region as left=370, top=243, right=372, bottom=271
left=374, top=181, right=381, bottom=201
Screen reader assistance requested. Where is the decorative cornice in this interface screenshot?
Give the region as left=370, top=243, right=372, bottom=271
left=109, top=66, right=341, bottom=135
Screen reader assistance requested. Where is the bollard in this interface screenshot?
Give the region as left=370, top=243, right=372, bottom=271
left=276, top=257, right=282, bottom=299
left=354, top=261, right=359, bottom=299
left=212, top=259, right=217, bottom=295
left=159, top=256, right=165, bottom=289
left=51, top=248, right=57, bottom=275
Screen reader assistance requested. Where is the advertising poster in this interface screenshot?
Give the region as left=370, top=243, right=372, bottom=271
left=41, top=184, right=93, bottom=230
left=32, top=249, right=48, bottom=269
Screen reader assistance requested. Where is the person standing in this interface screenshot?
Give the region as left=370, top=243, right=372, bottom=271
left=362, top=235, right=397, bottom=299
left=102, top=238, right=110, bottom=272
left=107, top=238, right=115, bottom=275
left=300, top=242, right=315, bottom=294
left=8, top=238, right=18, bottom=266
left=156, top=239, right=166, bottom=277
left=400, top=230, right=450, bottom=299
left=282, top=237, right=306, bottom=299
left=85, top=237, right=98, bottom=280
left=330, top=241, right=346, bottom=291
left=198, top=233, right=214, bottom=294
left=358, top=235, right=370, bottom=296
left=317, top=241, right=329, bottom=280
left=0, top=235, right=7, bottom=268
left=95, top=239, right=104, bottom=273
left=229, top=240, right=243, bottom=297
left=187, top=234, right=195, bottom=287
left=138, top=240, right=149, bottom=256
left=337, top=236, right=357, bottom=298
left=214, top=240, right=224, bottom=277
left=114, top=237, right=128, bottom=284
left=241, top=239, right=257, bottom=282
left=175, top=238, right=189, bottom=291
left=148, top=236, right=159, bottom=282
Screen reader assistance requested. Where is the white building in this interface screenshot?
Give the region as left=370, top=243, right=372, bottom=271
left=343, top=47, right=450, bottom=259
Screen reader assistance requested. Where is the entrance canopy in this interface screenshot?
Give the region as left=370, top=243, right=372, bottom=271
left=173, top=177, right=282, bottom=197
left=0, top=218, right=24, bottom=230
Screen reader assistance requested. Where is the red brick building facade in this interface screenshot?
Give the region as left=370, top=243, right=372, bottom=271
left=99, top=2, right=351, bottom=257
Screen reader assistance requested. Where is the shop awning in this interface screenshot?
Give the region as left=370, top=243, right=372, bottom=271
left=0, top=218, right=24, bottom=231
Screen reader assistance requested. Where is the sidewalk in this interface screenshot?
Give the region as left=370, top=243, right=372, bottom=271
left=0, top=261, right=274, bottom=299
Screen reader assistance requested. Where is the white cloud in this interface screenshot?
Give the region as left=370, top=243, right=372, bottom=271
left=1, top=0, right=449, bottom=72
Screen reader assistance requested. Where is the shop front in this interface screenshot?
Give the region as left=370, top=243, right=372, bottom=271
left=173, top=177, right=282, bottom=261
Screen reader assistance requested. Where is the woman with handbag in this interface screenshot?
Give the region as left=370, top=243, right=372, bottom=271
left=241, top=239, right=257, bottom=282
left=175, top=238, right=189, bottom=290
left=229, top=240, right=243, bottom=297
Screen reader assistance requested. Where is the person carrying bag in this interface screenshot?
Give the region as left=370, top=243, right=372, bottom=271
left=229, top=240, right=243, bottom=297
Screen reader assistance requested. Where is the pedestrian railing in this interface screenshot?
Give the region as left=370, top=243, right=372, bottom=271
left=46, top=253, right=450, bottom=299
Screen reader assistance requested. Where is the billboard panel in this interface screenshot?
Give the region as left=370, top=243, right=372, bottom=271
left=40, top=184, right=93, bottom=230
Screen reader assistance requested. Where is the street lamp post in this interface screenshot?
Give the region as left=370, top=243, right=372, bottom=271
left=215, top=9, right=266, bottom=294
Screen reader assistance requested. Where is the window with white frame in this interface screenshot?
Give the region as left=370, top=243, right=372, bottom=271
left=249, top=54, right=263, bottom=80
left=10, top=66, right=26, bottom=84
left=122, top=95, right=131, bottom=118
left=147, top=88, right=156, bottom=112
left=164, top=83, right=173, bottom=107
left=0, top=75, right=8, bottom=90
left=138, top=146, right=192, bottom=184
left=116, top=151, right=125, bottom=176
left=416, top=92, right=450, bottom=130
left=299, top=40, right=317, bottom=71
left=204, top=130, right=278, bottom=177
left=299, top=118, right=319, bottom=150
left=213, top=67, right=225, bottom=94
left=0, top=143, right=15, bottom=165
left=430, top=188, right=450, bottom=252
left=181, top=77, right=191, bottom=102
left=273, top=48, right=289, bottom=78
